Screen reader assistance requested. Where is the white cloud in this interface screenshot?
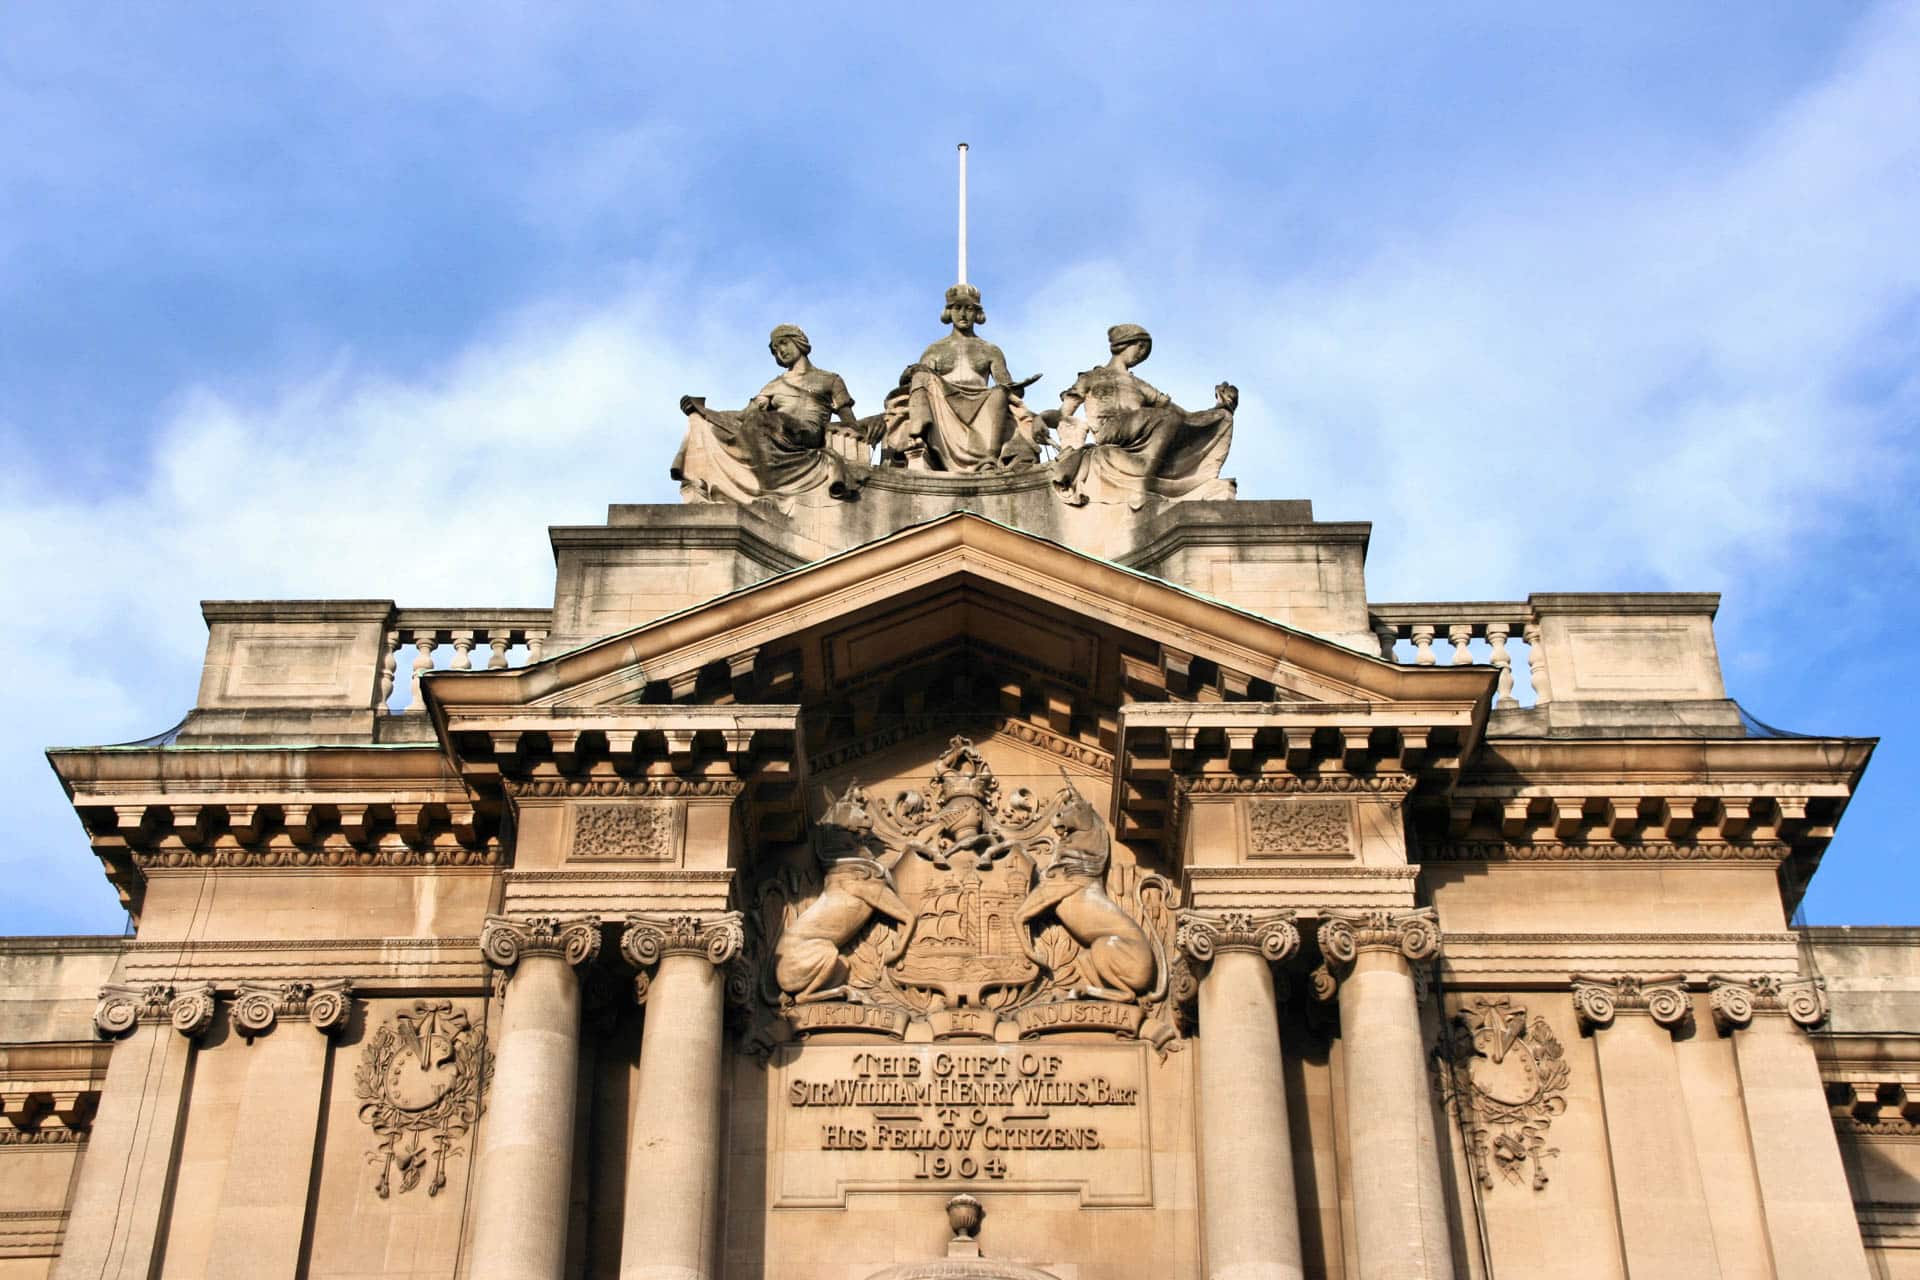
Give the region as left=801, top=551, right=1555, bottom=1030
left=4, top=5, right=1917, bottom=932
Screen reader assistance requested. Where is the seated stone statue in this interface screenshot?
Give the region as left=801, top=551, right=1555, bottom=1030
left=674, top=324, right=866, bottom=511
left=1051, top=324, right=1237, bottom=509
left=884, top=285, right=1045, bottom=472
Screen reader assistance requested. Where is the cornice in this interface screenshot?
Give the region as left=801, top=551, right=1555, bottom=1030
left=1423, top=841, right=1782, bottom=863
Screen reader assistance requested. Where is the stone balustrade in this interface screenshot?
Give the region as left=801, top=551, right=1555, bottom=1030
left=1369, top=592, right=1729, bottom=716
left=384, top=609, right=552, bottom=712
left=193, top=601, right=550, bottom=723
left=1368, top=600, right=1538, bottom=707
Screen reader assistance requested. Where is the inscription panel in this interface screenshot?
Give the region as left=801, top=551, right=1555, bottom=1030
left=769, top=1042, right=1152, bottom=1207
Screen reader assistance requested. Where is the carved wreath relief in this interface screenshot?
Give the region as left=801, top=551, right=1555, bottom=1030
left=747, top=738, right=1183, bottom=1049
left=1434, top=996, right=1569, bottom=1191
left=355, top=1001, right=491, bottom=1198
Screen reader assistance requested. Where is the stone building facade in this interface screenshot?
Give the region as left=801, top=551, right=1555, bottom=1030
left=2, top=314, right=1916, bottom=1279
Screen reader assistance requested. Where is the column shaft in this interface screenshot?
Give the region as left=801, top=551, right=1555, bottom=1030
left=621, top=953, right=728, bottom=1280
left=1336, top=951, right=1454, bottom=1280
left=470, top=951, right=586, bottom=1280
left=1197, top=949, right=1305, bottom=1280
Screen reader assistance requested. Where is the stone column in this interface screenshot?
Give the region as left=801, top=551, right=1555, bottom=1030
left=51, top=983, right=216, bottom=1280
left=1175, top=909, right=1306, bottom=1280
left=1572, top=975, right=1721, bottom=1278
left=618, top=912, right=745, bottom=1280
left=1317, top=909, right=1454, bottom=1280
left=1709, top=975, right=1872, bottom=1278
left=204, top=981, right=353, bottom=1280
left=468, top=915, right=602, bottom=1280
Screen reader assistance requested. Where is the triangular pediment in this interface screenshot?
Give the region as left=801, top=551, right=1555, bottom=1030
left=426, top=512, right=1490, bottom=722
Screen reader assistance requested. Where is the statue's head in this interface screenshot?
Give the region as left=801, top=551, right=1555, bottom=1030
left=1107, top=323, right=1152, bottom=366
left=941, top=284, right=985, bottom=330
left=768, top=324, right=812, bottom=367
left=1214, top=382, right=1240, bottom=412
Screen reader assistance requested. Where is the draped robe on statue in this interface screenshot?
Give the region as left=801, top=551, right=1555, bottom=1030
left=1051, top=366, right=1236, bottom=509
left=674, top=367, right=860, bottom=512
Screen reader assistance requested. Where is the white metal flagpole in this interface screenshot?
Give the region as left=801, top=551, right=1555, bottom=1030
left=957, top=142, right=969, bottom=285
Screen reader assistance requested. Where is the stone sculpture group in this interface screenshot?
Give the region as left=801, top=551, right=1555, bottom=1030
left=673, top=286, right=1237, bottom=512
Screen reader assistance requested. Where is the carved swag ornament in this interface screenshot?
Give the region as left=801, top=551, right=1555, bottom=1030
left=1433, top=996, right=1570, bottom=1191
left=742, top=738, right=1184, bottom=1050
left=355, top=1000, right=490, bottom=1199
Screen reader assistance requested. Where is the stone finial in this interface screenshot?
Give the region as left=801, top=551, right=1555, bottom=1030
left=1174, top=910, right=1300, bottom=965
left=480, top=915, right=602, bottom=971
left=1707, top=974, right=1828, bottom=1033
left=1571, top=975, right=1690, bottom=1031
left=946, top=1193, right=985, bottom=1258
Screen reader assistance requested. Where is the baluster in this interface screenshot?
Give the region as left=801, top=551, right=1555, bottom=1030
left=1448, top=624, right=1474, bottom=665
left=1487, top=624, right=1514, bottom=707
left=1411, top=625, right=1437, bottom=666
left=377, top=630, right=401, bottom=713
left=406, top=630, right=437, bottom=711
left=528, top=630, right=547, bottom=663
left=488, top=634, right=511, bottom=669
left=1524, top=621, right=1552, bottom=704
left=1373, top=621, right=1399, bottom=662
left=450, top=630, right=475, bottom=671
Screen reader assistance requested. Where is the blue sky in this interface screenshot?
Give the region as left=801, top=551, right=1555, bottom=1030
left=2, top=4, right=1915, bottom=934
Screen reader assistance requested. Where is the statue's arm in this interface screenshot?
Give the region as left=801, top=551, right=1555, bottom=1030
left=829, top=373, right=861, bottom=431
left=988, top=344, right=1017, bottom=389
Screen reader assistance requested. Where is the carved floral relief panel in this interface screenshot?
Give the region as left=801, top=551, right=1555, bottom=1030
left=569, top=800, right=681, bottom=860
left=1244, top=798, right=1353, bottom=857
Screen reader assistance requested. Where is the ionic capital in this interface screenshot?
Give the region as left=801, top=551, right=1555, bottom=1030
left=1571, top=974, right=1690, bottom=1030
left=94, top=982, right=217, bottom=1041
left=1174, top=910, right=1300, bottom=966
left=230, top=980, right=354, bottom=1038
left=480, top=914, right=602, bottom=972
left=620, top=912, right=745, bottom=971
left=1317, top=907, right=1442, bottom=969
left=1707, top=974, right=1828, bottom=1033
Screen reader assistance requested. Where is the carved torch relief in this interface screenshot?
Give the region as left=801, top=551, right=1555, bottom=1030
left=754, top=737, right=1184, bottom=1050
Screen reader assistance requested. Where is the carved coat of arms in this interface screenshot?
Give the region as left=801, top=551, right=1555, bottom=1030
left=355, top=1000, right=491, bottom=1197
left=750, top=737, right=1183, bottom=1048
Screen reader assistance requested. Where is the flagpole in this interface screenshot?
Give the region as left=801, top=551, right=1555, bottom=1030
left=957, top=142, right=969, bottom=286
